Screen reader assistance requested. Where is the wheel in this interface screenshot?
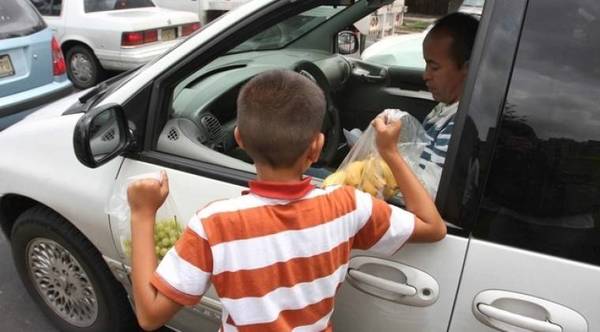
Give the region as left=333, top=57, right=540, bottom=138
left=10, top=206, right=138, bottom=332
left=66, top=45, right=104, bottom=89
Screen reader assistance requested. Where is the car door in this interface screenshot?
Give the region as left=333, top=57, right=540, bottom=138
left=449, top=0, right=600, bottom=331
left=331, top=0, right=525, bottom=330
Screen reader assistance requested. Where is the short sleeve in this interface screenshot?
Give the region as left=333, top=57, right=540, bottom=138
left=150, top=215, right=213, bottom=306
left=352, top=190, right=415, bottom=256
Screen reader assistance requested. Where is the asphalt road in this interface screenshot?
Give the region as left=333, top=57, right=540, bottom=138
left=0, top=231, right=60, bottom=331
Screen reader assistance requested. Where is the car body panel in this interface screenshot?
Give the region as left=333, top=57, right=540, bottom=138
left=40, top=0, right=199, bottom=71
left=0, top=89, right=122, bottom=260
left=0, top=17, right=71, bottom=117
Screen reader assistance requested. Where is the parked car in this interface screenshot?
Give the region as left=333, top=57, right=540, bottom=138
left=0, top=0, right=71, bottom=129
left=361, top=0, right=484, bottom=69
left=30, top=0, right=200, bottom=89
left=1, top=0, right=598, bottom=331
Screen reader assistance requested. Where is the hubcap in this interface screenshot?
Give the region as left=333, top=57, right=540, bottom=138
left=27, top=238, right=98, bottom=327
left=70, top=53, right=93, bottom=84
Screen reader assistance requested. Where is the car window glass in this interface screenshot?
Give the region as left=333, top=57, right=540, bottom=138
left=157, top=5, right=353, bottom=175
left=229, top=6, right=345, bottom=54
left=0, top=0, right=45, bottom=38
left=31, top=0, right=61, bottom=16
left=475, top=0, right=600, bottom=266
left=84, top=0, right=154, bottom=13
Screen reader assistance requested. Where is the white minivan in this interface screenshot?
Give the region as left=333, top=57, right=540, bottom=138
left=1, top=0, right=598, bottom=331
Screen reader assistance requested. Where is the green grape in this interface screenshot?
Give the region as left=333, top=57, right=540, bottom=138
left=160, top=248, right=168, bottom=258
left=124, top=217, right=182, bottom=261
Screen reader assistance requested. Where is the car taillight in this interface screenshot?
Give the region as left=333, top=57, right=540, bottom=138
left=51, top=37, right=66, bottom=76
left=122, top=31, right=144, bottom=46
left=181, top=22, right=201, bottom=36
left=122, top=29, right=159, bottom=46
left=144, top=30, right=158, bottom=43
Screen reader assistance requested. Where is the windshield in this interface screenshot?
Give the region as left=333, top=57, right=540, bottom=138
left=84, top=0, right=154, bottom=13
left=0, top=0, right=45, bottom=39
left=229, top=6, right=346, bottom=54
left=462, top=0, right=484, bottom=6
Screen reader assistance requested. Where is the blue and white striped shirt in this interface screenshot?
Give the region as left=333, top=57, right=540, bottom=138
left=420, top=102, right=458, bottom=169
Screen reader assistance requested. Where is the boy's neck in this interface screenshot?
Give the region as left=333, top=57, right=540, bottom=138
left=255, top=164, right=306, bottom=182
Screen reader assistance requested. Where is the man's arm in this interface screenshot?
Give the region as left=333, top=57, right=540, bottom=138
left=128, top=171, right=182, bottom=330
left=372, top=118, right=446, bottom=242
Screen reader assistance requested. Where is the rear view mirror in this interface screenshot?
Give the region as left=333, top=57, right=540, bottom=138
left=73, top=104, right=131, bottom=168
left=337, top=30, right=359, bottom=55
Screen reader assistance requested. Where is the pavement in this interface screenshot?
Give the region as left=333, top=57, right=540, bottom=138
left=0, top=232, right=60, bottom=331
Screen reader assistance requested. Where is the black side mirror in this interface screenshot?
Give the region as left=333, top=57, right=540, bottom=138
left=73, top=104, right=131, bottom=168
left=337, top=30, right=359, bottom=55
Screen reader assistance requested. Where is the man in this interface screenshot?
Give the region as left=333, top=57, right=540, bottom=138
left=418, top=12, right=479, bottom=197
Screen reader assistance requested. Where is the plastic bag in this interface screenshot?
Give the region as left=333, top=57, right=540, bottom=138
left=322, top=109, right=429, bottom=199
left=106, top=172, right=183, bottom=263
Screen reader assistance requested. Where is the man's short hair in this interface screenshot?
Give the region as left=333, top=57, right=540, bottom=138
left=237, top=69, right=326, bottom=168
left=429, top=12, right=480, bottom=67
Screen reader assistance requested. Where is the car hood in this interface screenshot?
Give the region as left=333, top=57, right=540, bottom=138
left=361, top=32, right=427, bottom=69
left=11, top=89, right=88, bottom=128
left=87, top=7, right=198, bottom=29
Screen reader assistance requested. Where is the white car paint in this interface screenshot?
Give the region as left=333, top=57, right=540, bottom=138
left=44, top=0, right=199, bottom=71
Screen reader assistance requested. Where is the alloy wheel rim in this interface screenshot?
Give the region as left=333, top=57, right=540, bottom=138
left=27, top=238, right=99, bottom=327
left=70, top=53, right=93, bottom=84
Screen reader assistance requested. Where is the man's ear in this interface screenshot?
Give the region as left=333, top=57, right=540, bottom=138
left=307, top=133, right=325, bottom=163
left=234, top=127, right=245, bottom=149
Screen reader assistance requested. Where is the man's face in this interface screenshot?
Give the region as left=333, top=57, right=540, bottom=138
left=422, top=32, right=468, bottom=104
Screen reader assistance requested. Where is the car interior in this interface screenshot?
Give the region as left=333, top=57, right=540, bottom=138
left=156, top=2, right=444, bottom=180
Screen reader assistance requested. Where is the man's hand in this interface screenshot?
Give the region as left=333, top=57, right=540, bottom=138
left=372, top=116, right=402, bottom=158
left=127, top=170, right=169, bottom=219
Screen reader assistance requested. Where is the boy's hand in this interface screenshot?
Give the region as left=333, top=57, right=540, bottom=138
left=372, top=116, right=402, bottom=158
left=127, top=170, right=169, bottom=219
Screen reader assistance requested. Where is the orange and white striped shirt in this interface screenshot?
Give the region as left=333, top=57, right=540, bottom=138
left=151, top=178, right=414, bottom=331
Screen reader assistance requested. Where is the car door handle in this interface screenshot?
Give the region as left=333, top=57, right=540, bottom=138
left=348, top=269, right=417, bottom=296
left=477, top=304, right=562, bottom=332
left=473, top=290, right=587, bottom=332
left=346, top=256, right=439, bottom=306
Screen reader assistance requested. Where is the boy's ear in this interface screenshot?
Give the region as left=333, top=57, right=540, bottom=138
left=234, top=127, right=245, bottom=149
left=307, top=133, right=325, bottom=163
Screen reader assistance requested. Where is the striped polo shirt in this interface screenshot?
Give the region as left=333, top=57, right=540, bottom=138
left=420, top=101, right=458, bottom=169
left=151, top=178, right=414, bottom=331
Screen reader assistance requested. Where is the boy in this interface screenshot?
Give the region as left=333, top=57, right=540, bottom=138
left=127, top=70, right=446, bottom=331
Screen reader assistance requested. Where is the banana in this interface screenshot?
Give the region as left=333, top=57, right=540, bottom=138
left=344, top=160, right=365, bottom=187
left=322, top=171, right=347, bottom=187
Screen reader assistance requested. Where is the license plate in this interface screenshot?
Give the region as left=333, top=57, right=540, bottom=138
left=161, top=28, right=177, bottom=41
left=0, top=54, right=15, bottom=78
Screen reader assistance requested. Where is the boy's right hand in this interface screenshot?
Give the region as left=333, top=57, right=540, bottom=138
left=372, top=116, right=402, bottom=158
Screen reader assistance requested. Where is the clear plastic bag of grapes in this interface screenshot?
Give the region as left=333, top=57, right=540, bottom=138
left=106, top=172, right=183, bottom=264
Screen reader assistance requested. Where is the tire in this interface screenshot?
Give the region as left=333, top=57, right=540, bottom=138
left=10, top=206, right=138, bottom=332
left=66, top=45, right=104, bottom=89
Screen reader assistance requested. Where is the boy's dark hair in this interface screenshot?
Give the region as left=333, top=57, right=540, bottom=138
left=428, top=12, right=480, bottom=67
left=237, top=69, right=326, bottom=168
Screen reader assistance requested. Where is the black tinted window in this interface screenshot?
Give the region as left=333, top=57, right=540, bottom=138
left=0, top=0, right=45, bottom=38
left=476, top=0, right=600, bottom=265
left=84, top=0, right=154, bottom=13
left=31, top=0, right=61, bottom=16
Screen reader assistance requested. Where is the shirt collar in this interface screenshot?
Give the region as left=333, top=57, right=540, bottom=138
left=247, top=177, right=315, bottom=200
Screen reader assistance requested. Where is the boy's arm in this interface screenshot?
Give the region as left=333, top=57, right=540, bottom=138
left=372, top=118, right=446, bottom=242
left=128, top=171, right=182, bottom=330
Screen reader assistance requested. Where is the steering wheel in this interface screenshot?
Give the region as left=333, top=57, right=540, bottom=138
left=293, top=61, right=341, bottom=167
left=219, top=62, right=341, bottom=167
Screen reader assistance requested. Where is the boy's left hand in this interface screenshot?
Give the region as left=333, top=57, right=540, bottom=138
left=127, top=170, right=169, bottom=219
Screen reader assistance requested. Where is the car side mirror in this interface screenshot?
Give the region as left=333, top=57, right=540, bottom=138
left=337, top=30, right=359, bottom=55
left=73, top=104, right=131, bottom=168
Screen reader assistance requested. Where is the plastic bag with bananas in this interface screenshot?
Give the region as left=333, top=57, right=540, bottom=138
left=321, top=109, right=428, bottom=200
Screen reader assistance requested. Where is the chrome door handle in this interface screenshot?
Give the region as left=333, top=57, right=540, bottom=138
left=346, top=256, right=439, bottom=306
left=477, top=304, right=562, bottom=332
left=348, top=269, right=416, bottom=296
left=473, top=290, right=587, bottom=332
